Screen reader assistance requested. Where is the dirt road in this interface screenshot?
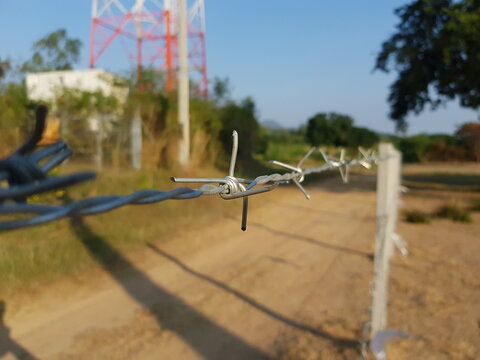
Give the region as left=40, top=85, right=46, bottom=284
left=0, top=176, right=377, bottom=360
left=4, top=170, right=479, bottom=360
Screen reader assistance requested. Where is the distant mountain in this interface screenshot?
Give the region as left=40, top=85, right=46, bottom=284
left=261, top=120, right=284, bottom=130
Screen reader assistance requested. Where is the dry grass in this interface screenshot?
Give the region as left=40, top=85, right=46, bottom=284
left=403, top=210, right=431, bottom=224
left=469, top=198, right=480, bottom=212
left=0, top=164, right=239, bottom=297
left=434, top=204, right=472, bottom=223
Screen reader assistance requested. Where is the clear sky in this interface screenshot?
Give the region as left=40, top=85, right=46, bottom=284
left=1, top=1, right=478, bottom=135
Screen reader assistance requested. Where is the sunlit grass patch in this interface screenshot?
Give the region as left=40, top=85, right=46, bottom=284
left=0, top=165, right=238, bottom=297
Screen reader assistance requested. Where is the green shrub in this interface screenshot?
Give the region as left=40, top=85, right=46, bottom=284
left=404, top=210, right=431, bottom=224
left=469, top=199, right=480, bottom=212
left=435, top=205, right=472, bottom=223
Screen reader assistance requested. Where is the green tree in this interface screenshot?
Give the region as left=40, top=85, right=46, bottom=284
left=0, top=82, right=30, bottom=155
left=375, top=0, right=480, bottom=130
left=126, top=67, right=170, bottom=135
left=0, top=58, right=10, bottom=81
left=212, top=77, right=231, bottom=104
left=456, top=122, right=480, bottom=161
left=21, top=29, right=82, bottom=72
left=219, top=97, right=260, bottom=160
left=305, top=112, right=354, bottom=147
left=350, top=127, right=379, bottom=148
left=189, top=98, right=222, bottom=163
left=397, top=134, right=432, bottom=162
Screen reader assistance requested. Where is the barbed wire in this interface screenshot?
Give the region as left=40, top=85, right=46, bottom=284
left=0, top=108, right=379, bottom=231
left=0, top=107, right=96, bottom=203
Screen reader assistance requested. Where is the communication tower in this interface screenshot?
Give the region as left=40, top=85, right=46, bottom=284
left=89, top=0, right=208, bottom=97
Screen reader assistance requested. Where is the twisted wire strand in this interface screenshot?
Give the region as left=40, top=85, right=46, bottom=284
left=254, top=157, right=375, bottom=185
left=0, top=135, right=378, bottom=231
left=0, top=137, right=231, bottom=231
left=254, top=164, right=332, bottom=185
left=0, top=184, right=229, bottom=230
left=0, top=173, right=96, bottom=202
left=0, top=140, right=96, bottom=202
left=0, top=155, right=378, bottom=230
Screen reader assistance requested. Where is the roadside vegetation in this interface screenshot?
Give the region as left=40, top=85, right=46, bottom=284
left=404, top=210, right=431, bottom=224
left=404, top=203, right=474, bottom=224
left=435, top=204, right=472, bottom=223
left=470, top=199, right=480, bottom=212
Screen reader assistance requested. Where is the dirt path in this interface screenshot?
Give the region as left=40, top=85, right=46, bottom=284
left=0, top=176, right=377, bottom=360
left=3, top=167, right=480, bottom=360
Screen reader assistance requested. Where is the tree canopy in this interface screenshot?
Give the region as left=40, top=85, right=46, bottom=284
left=306, top=112, right=353, bottom=147
left=456, top=122, right=480, bottom=161
left=375, top=0, right=480, bottom=130
left=0, top=58, right=10, bottom=80
left=219, top=97, right=260, bottom=160
left=212, top=77, right=231, bottom=105
left=21, top=29, right=82, bottom=72
left=305, top=112, right=379, bottom=148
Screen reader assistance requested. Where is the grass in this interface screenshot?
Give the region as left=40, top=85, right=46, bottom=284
left=0, top=164, right=240, bottom=298
left=435, top=204, right=472, bottom=223
left=404, top=210, right=431, bottom=224
left=403, top=205, right=473, bottom=224
left=469, top=198, right=480, bottom=212
left=403, top=173, right=480, bottom=186
left=261, top=142, right=315, bottom=164
left=402, top=173, right=480, bottom=192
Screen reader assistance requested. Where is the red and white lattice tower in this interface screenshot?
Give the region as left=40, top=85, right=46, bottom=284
left=89, top=0, right=208, bottom=97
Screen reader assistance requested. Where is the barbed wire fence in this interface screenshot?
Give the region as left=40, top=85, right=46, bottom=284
left=0, top=107, right=379, bottom=231
left=1, top=106, right=409, bottom=358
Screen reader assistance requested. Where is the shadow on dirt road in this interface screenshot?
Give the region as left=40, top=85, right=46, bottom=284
left=249, top=222, right=373, bottom=261
left=0, top=301, right=38, bottom=360
left=145, top=242, right=359, bottom=350
left=70, top=216, right=270, bottom=360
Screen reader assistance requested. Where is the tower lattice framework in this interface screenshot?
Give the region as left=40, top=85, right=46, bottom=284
left=89, top=0, right=208, bottom=97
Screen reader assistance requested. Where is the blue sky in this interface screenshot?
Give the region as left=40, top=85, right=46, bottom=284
left=1, top=1, right=478, bottom=134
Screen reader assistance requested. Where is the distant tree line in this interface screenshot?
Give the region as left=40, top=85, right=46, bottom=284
left=388, top=123, right=480, bottom=162
left=299, top=111, right=480, bottom=163
left=305, top=112, right=379, bottom=149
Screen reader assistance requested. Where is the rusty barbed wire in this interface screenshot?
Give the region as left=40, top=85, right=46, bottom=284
left=0, top=111, right=379, bottom=231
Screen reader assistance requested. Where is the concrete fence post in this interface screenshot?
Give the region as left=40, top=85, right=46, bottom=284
left=370, top=143, right=402, bottom=339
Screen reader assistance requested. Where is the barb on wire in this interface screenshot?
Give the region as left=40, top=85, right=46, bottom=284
left=269, top=147, right=316, bottom=199
left=318, top=148, right=350, bottom=183
left=251, top=146, right=379, bottom=196
left=318, top=148, right=377, bottom=184
left=0, top=187, right=207, bottom=231
left=172, top=130, right=277, bottom=231
left=358, top=147, right=376, bottom=169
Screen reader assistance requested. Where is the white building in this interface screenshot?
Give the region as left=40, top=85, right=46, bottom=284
left=26, top=68, right=128, bottom=103
left=26, top=69, right=130, bottom=168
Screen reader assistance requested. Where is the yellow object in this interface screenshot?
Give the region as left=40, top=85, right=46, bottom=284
left=38, top=116, right=60, bottom=146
